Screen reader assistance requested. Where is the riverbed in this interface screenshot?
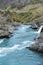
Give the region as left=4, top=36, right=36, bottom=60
left=0, top=25, right=43, bottom=65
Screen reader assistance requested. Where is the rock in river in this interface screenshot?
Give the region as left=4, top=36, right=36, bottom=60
left=27, top=31, right=43, bottom=53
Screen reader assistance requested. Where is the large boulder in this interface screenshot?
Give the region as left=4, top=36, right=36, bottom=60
left=28, top=43, right=43, bottom=53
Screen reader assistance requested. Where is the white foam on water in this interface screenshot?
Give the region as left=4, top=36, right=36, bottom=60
left=0, top=53, right=7, bottom=57
left=31, top=31, right=39, bottom=34
left=0, top=39, right=4, bottom=44
left=0, top=25, right=39, bottom=57
left=17, top=40, right=35, bottom=50
left=29, top=26, right=43, bottom=34
left=38, top=26, right=43, bottom=33
left=35, top=26, right=43, bottom=34
left=0, top=40, right=35, bottom=57
left=30, top=31, right=40, bottom=34
left=0, top=44, right=20, bottom=57
left=19, top=25, right=30, bottom=32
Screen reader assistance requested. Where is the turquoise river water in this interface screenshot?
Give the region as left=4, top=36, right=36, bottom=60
left=0, top=25, right=43, bottom=65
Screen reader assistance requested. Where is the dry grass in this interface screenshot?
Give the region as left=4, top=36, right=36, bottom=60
left=3, top=3, right=43, bottom=23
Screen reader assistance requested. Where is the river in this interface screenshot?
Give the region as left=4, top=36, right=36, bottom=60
left=0, top=25, right=43, bottom=65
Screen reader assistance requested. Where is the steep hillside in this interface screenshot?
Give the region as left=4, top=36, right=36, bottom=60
left=0, top=0, right=43, bottom=9
left=0, top=0, right=30, bottom=9
left=3, top=4, right=43, bottom=23
left=0, top=0, right=43, bottom=23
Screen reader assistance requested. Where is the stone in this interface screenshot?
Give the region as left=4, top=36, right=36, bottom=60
left=27, top=32, right=43, bottom=53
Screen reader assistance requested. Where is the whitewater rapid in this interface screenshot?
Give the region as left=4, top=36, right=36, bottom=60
left=0, top=24, right=39, bottom=57
left=0, top=40, right=35, bottom=57
left=0, top=39, right=4, bottom=44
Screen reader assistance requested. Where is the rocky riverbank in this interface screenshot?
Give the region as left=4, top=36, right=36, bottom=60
left=29, top=16, right=43, bottom=30
left=27, top=32, right=43, bottom=53
left=0, top=24, right=14, bottom=38
left=27, top=16, right=43, bottom=53
left=0, top=14, right=21, bottom=38
left=0, top=22, right=21, bottom=38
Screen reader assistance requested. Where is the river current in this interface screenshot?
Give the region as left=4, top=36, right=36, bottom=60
left=0, top=25, right=43, bottom=65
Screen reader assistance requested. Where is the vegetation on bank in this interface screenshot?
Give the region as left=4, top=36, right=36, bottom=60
left=0, top=3, right=43, bottom=23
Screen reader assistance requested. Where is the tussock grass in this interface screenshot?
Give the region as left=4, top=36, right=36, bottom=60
left=2, top=4, right=43, bottom=23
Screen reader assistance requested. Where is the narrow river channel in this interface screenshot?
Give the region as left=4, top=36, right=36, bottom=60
left=0, top=25, right=43, bottom=65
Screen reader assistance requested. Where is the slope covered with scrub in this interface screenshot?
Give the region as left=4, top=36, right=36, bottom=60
left=4, top=3, right=43, bottom=23
left=0, top=0, right=43, bottom=23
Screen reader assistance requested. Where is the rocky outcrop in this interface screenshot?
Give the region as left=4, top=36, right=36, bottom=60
left=12, top=22, right=21, bottom=27
left=28, top=43, right=43, bottom=52
left=0, top=15, right=20, bottom=38
left=27, top=16, right=43, bottom=52
left=27, top=32, right=43, bottom=53
left=0, top=24, right=14, bottom=38
left=29, top=16, right=43, bottom=30
left=30, top=20, right=41, bottom=30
